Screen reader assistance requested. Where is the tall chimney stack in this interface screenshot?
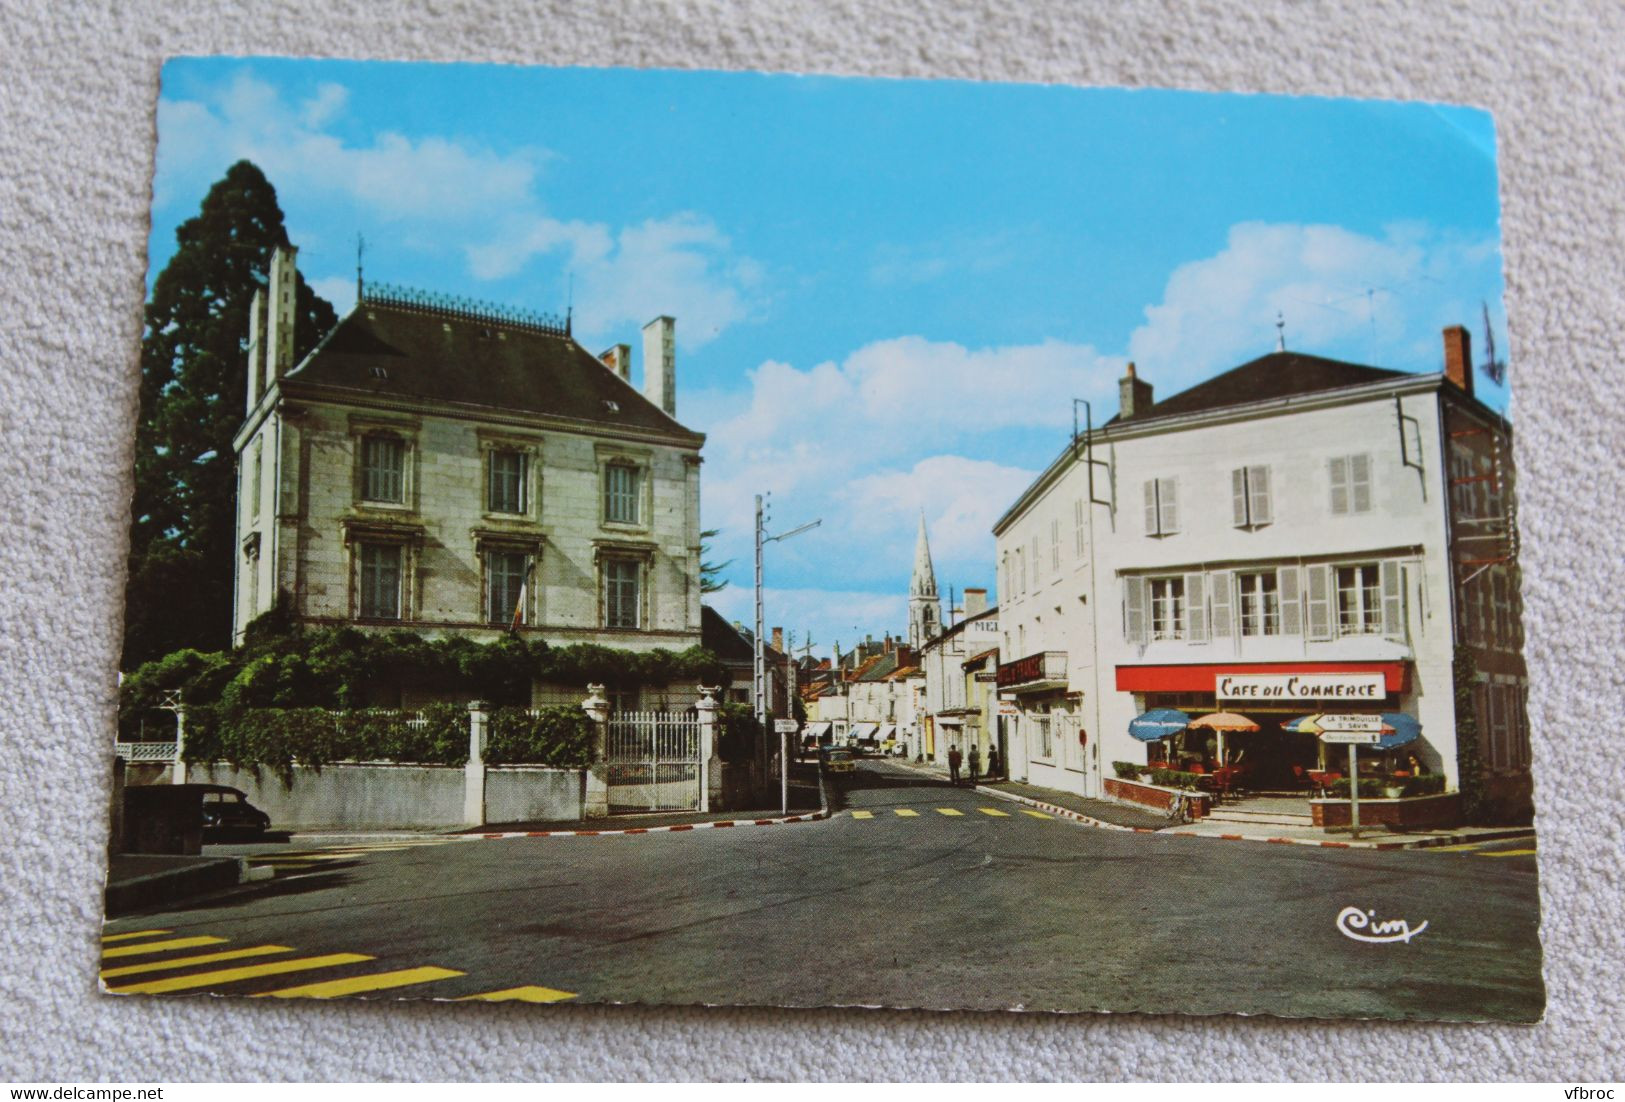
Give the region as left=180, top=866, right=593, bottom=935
left=963, top=587, right=988, bottom=617
left=245, top=287, right=267, bottom=414
left=263, top=245, right=299, bottom=392
left=1119, top=361, right=1154, bottom=420
left=643, top=316, right=676, bottom=416
left=1442, top=325, right=1473, bottom=398
left=772, top=626, right=784, bottom=653
left=598, top=343, right=632, bottom=381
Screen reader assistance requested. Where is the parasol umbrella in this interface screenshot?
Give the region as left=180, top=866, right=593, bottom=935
left=1129, top=708, right=1190, bottom=767
left=1189, top=712, right=1259, bottom=768
left=1279, top=714, right=1324, bottom=734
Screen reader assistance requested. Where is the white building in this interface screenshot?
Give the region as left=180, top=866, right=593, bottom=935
left=232, top=247, right=706, bottom=661
left=993, top=328, right=1530, bottom=822
left=917, top=587, right=999, bottom=763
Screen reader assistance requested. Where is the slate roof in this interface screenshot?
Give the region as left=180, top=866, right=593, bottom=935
left=283, top=302, right=703, bottom=443
left=701, top=606, right=784, bottom=664
left=1114, top=352, right=1408, bottom=425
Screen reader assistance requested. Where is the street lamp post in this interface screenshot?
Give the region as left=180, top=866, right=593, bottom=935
left=755, top=492, right=820, bottom=815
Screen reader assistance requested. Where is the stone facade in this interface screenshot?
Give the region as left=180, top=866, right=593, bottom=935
left=232, top=248, right=705, bottom=657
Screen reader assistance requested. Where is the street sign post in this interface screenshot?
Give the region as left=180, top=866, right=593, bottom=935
left=774, top=719, right=799, bottom=734
left=1316, top=715, right=1385, bottom=838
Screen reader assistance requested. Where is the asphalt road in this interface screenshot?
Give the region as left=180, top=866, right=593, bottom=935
left=101, top=759, right=1544, bottom=1020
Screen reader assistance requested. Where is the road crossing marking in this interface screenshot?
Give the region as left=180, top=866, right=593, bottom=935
left=105, top=953, right=374, bottom=995
left=977, top=808, right=1009, bottom=817
left=935, top=808, right=964, bottom=817
left=1019, top=809, right=1052, bottom=820
left=457, top=985, right=577, bottom=1003
left=100, top=930, right=171, bottom=943
left=100, top=945, right=295, bottom=980
left=893, top=809, right=920, bottom=818
left=101, top=935, right=228, bottom=959
left=850, top=811, right=874, bottom=820
left=258, top=966, right=465, bottom=999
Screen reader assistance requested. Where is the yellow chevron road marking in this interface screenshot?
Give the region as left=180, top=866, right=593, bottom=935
left=105, top=953, right=374, bottom=995
left=102, top=936, right=228, bottom=959
left=101, top=946, right=294, bottom=980
left=894, top=809, right=919, bottom=818
left=1019, top=809, right=1052, bottom=820
left=457, top=985, right=577, bottom=1003
left=100, top=930, right=172, bottom=944
left=936, top=808, right=965, bottom=817
left=850, top=811, right=874, bottom=820
left=258, top=966, right=464, bottom=999
left=977, top=808, right=1010, bottom=817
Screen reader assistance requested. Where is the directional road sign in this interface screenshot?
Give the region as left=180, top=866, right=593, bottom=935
left=774, top=719, right=800, bottom=734
left=1319, top=730, right=1382, bottom=745
left=1317, top=714, right=1385, bottom=732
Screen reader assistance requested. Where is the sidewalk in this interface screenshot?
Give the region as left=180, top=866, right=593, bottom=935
left=891, top=758, right=1167, bottom=830
left=105, top=853, right=258, bottom=917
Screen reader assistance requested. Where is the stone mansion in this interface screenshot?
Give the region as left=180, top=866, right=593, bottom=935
left=231, top=246, right=706, bottom=653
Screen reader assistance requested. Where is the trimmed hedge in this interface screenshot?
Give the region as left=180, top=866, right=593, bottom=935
left=483, top=707, right=595, bottom=767
left=1148, top=768, right=1204, bottom=790
left=716, top=702, right=763, bottom=764
left=182, top=702, right=468, bottom=781
left=1111, top=760, right=1144, bottom=779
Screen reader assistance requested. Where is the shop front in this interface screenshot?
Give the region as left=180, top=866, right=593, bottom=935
left=1107, top=662, right=1450, bottom=824
left=999, top=650, right=1096, bottom=797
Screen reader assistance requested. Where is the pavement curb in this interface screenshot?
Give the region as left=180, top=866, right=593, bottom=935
left=471, top=775, right=832, bottom=840
left=971, top=784, right=1140, bottom=833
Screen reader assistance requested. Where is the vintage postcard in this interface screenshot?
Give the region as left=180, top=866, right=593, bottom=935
left=105, top=59, right=1541, bottom=1021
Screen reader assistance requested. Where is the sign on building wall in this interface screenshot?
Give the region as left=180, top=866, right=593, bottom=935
left=1216, top=673, right=1385, bottom=701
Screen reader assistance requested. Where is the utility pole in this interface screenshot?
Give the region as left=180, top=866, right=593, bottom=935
left=755, top=493, right=821, bottom=814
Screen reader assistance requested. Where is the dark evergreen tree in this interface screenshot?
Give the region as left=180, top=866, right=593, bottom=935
left=122, top=161, right=336, bottom=669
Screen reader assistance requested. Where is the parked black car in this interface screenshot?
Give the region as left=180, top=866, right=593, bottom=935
left=197, top=785, right=272, bottom=839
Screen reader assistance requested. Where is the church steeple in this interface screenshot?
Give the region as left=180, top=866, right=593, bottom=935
left=908, top=510, right=941, bottom=648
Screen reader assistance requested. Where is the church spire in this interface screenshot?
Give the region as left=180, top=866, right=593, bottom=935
left=908, top=510, right=941, bottom=648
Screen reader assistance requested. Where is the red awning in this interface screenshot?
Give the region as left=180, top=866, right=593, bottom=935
left=1115, top=662, right=1409, bottom=694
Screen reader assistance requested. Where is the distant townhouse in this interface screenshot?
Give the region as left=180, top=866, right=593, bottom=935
left=232, top=248, right=707, bottom=701
left=993, top=327, right=1530, bottom=822
left=917, top=586, right=999, bottom=763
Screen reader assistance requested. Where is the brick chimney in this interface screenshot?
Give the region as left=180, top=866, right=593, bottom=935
left=598, top=343, right=632, bottom=381
left=1443, top=325, right=1473, bottom=398
left=895, top=645, right=915, bottom=667
left=772, top=626, right=784, bottom=653
left=1119, top=361, right=1154, bottom=420
left=963, top=587, right=988, bottom=617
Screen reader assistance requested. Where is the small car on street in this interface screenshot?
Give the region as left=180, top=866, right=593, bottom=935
left=198, top=785, right=273, bottom=839
left=822, top=748, right=857, bottom=773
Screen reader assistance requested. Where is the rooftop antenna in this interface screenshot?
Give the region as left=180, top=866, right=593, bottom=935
left=1481, top=300, right=1507, bottom=385
left=355, top=234, right=365, bottom=303
left=1275, top=312, right=1287, bottom=352
left=566, top=271, right=574, bottom=337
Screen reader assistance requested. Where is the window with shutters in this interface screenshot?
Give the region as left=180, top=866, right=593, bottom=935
left=603, top=463, right=640, bottom=525
left=1143, top=478, right=1178, bottom=536
left=1032, top=714, right=1053, bottom=760
left=1328, top=454, right=1373, bottom=516
left=1237, top=571, right=1280, bottom=636
left=358, top=543, right=402, bottom=620
left=487, top=450, right=527, bottom=515
left=1149, top=577, right=1185, bottom=641
left=1050, top=519, right=1061, bottom=572
left=360, top=435, right=406, bottom=504
left=1074, top=498, right=1087, bottom=558
left=1032, top=535, right=1043, bottom=585
left=485, top=550, right=529, bottom=625
left=1335, top=564, right=1382, bottom=635
left=602, top=558, right=641, bottom=629
left=250, top=439, right=263, bottom=519
left=1231, top=465, right=1273, bottom=527
left=1016, top=546, right=1026, bottom=595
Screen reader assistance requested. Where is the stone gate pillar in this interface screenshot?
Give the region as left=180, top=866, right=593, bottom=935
left=582, top=684, right=610, bottom=819
left=171, top=703, right=188, bottom=785
left=463, top=701, right=488, bottom=827
left=696, top=685, right=722, bottom=813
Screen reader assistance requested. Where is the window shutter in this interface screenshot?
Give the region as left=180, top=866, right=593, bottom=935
left=1209, top=571, right=1233, bottom=638
left=1184, top=572, right=1207, bottom=642
left=1351, top=453, right=1372, bottom=513
left=1124, top=576, right=1148, bottom=645
left=1231, top=469, right=1248, bottom=526
left=1306, top=564, right=1333, bottom=641
left=1279, top=567, right=1302, bottom=636
left=1329, top=456, right=1349, bottom=515
left=1144, top=480, right=1159, bottom=535
left=1248, top=465, right=1272, bottom=525
left=1380, top=560, right=1405, bottom=641
left=1159, top=478, right=1178, bottom=534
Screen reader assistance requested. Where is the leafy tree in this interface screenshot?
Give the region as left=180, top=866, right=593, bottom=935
left=123, top=161, right=336, bottom=669
left=699, top=528, right=733, bottom=593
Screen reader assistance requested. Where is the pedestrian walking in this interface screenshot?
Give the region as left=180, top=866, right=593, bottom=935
left=968, top=744, right=981, bottom=784
left=987, top=745, right=1001, bottom=780
left=947, top=745, right=963, bottom=785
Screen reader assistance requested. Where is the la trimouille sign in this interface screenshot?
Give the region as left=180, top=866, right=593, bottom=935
left=1216, top=673, right=1385, bottom=701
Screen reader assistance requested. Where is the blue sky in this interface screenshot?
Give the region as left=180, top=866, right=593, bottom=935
left=151, top=59, right=1510, bottom=654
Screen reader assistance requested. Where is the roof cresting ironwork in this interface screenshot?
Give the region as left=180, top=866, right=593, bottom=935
left=360, top=280, right=572, bottom=338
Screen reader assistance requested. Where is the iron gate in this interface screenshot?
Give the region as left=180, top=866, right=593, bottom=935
left=605, top=711, right=701, bottom=813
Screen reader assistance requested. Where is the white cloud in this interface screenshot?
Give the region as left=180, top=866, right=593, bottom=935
left=1126, top=221, right=1504, bottom=391
left=307, top=276, right=357, bottom=317
left=301, top=82, right=348, bottom=128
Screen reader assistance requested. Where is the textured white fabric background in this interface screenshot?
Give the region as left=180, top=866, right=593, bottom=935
left=2, top=0, right=1622, bottom=1082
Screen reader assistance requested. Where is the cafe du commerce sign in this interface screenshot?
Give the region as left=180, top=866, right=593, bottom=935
left=1216, top=673, right=1385, bottom=701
